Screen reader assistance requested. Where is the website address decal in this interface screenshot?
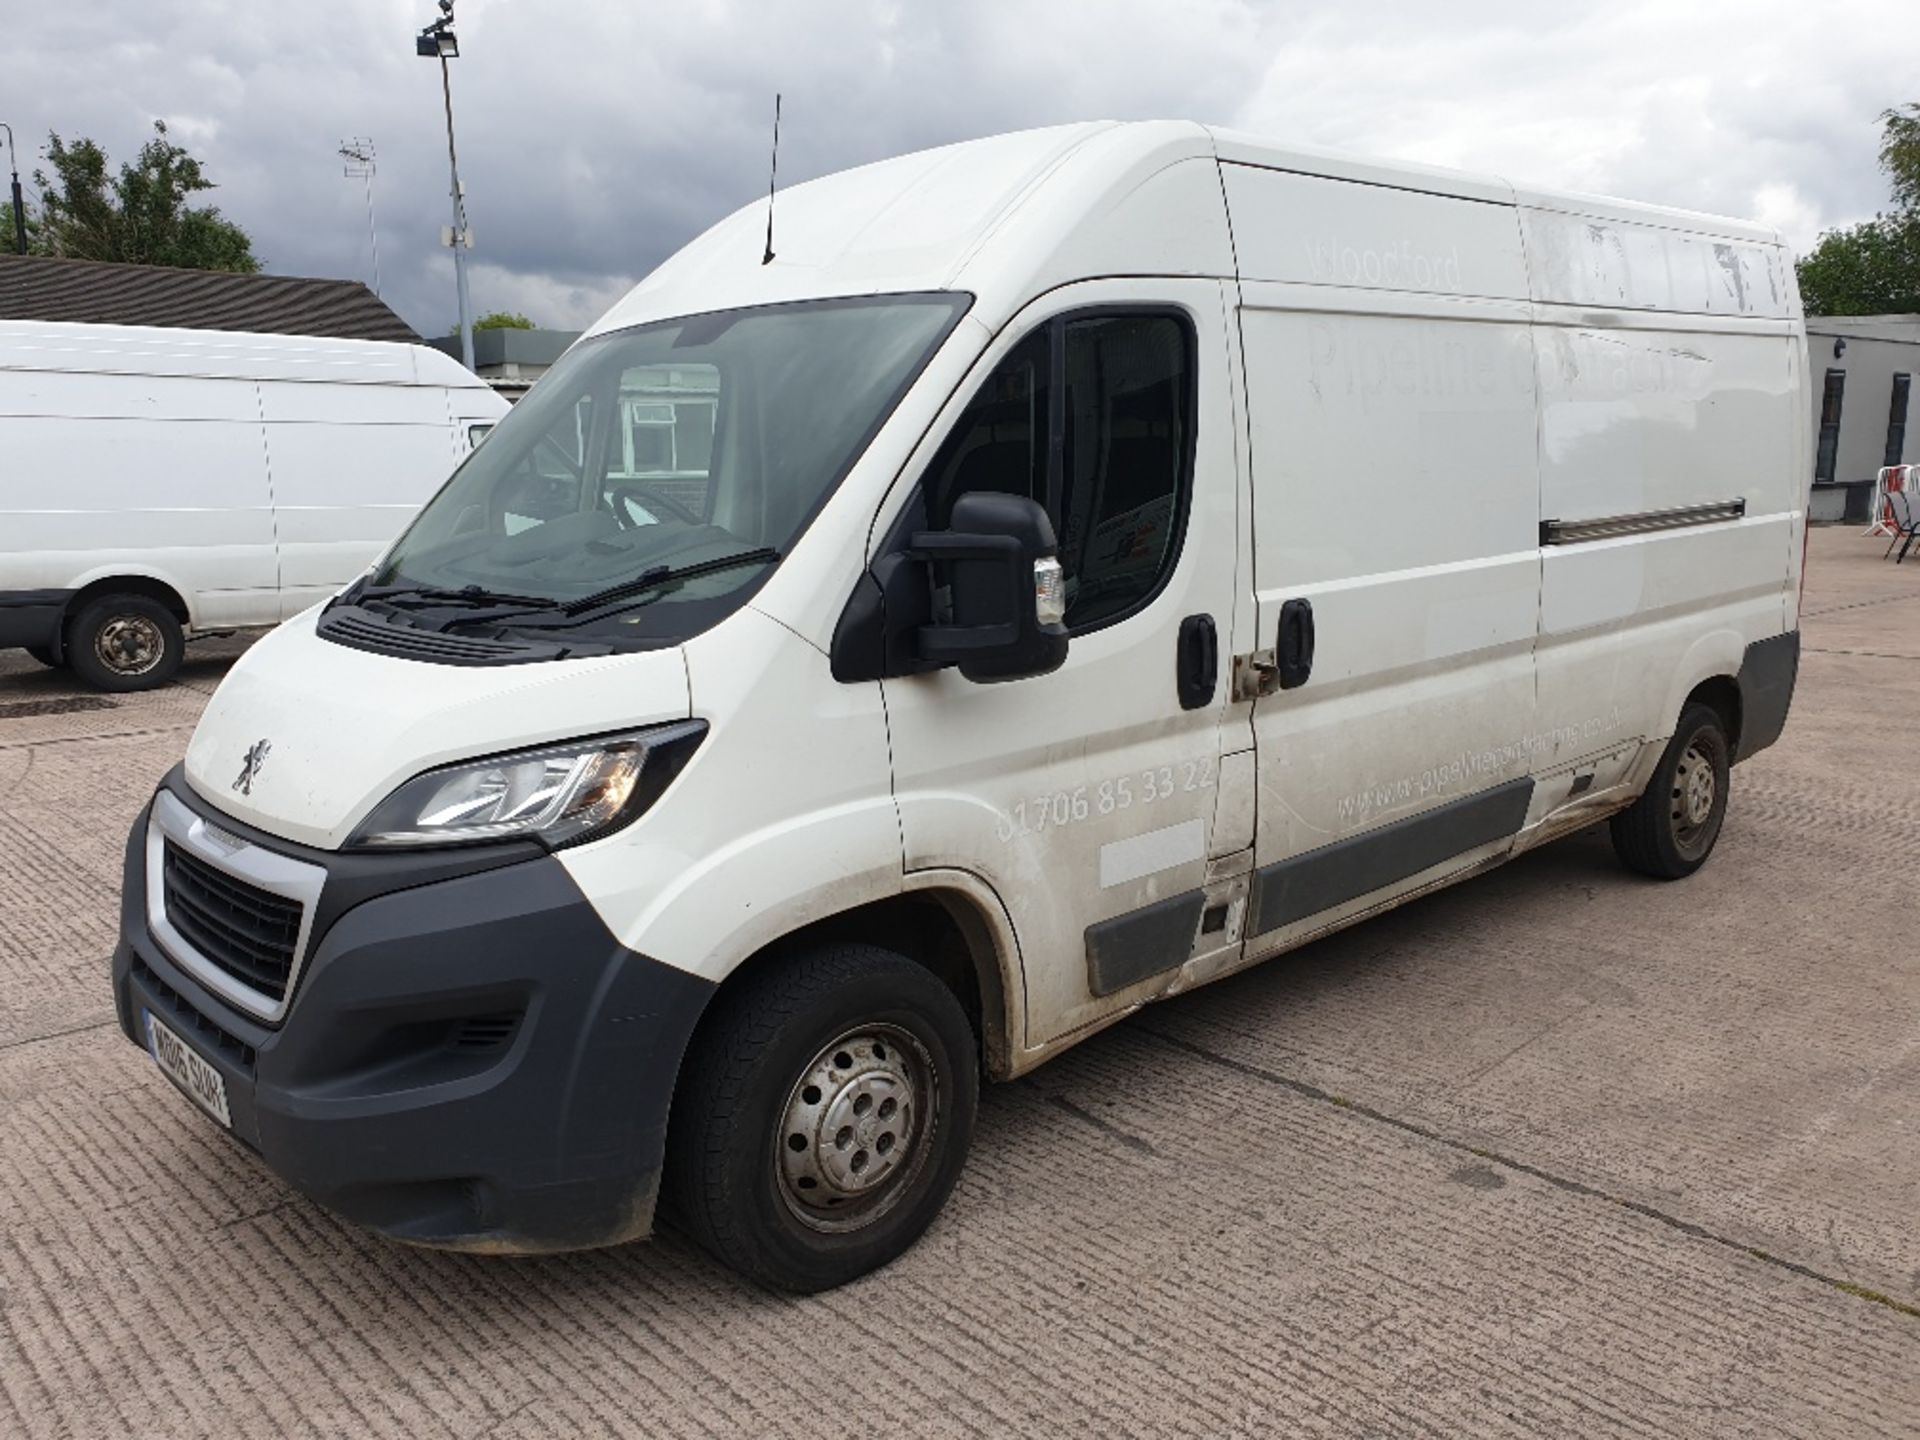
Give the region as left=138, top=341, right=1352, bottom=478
left=1336, top=710, right=1622, bottom=825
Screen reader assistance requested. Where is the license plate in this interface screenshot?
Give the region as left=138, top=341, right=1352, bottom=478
left=145, top=1011, right=232, bottom=1129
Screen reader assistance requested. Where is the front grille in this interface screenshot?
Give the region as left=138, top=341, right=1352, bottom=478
left=161, top=840, right=303, bottom=1003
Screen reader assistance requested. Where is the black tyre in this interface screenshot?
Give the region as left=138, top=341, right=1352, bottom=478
left=1610, top=702, right=1731, bottom=879
left=66, top=594, right=184, bottom=693
left=24, top=645, right=60, bottom=668
left=665, top=944, right=978, bottom=1293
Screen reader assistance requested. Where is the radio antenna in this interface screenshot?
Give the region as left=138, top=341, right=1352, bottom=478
left=762, top=93, right=782, bottom=266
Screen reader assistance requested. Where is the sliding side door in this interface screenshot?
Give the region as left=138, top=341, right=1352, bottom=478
left=1224, top=165, right=1543, bottom=960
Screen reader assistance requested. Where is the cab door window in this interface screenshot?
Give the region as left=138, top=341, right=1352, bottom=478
left=922, top=311, right=1193, bottom=632
left=921, top=329, right=1049, bottom=521
left=1057, top=315, right=1192, bottom=629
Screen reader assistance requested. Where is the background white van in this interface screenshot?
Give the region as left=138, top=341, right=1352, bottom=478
left=0, top=320, right=508, bottom=690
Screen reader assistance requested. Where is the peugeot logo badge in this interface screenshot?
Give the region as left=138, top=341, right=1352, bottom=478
left=233, top=739, right=272, bottom=796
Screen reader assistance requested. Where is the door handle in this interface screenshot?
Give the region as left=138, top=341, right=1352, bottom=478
left=1277, top=598, right=1314, bottom=689
left=1177, top=614, right=1217, bottom=710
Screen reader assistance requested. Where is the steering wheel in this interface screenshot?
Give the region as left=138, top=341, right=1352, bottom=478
left=607, top=484, right=704, bottom=529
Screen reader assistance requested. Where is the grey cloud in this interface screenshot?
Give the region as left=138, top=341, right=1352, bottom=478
left=3, top=0, right=1905, bottom=337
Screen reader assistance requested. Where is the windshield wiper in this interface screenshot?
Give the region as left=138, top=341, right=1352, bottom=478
left=360, top=582, right=562, bottom=612
left=556, top=547, right=781, bottom=617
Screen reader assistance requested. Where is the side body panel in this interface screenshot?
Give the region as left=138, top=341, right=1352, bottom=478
left=0, top=368, right=279, bottom=628
left=1228, top=166, right=1543, bottom=958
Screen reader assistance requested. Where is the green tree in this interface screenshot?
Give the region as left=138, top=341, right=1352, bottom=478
left=1880, top=102, right=1920, bottom=212
left=1798, top=103, right=1920, bottom=316
left=0, top=199, right=45, bottom=255
left=29, top=121, right=258, bottom=272
left=455, top=311, right=537, bottom=333
left=1796, top=211, right=1920, bottom=316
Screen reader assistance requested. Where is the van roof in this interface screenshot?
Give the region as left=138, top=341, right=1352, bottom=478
left=0, top=318, right=491, bottom=389
left=589, top=120, right=1786, bottom=339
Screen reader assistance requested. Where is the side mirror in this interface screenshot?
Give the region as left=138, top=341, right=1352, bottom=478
left=912, top=492, right=1069, bottom=683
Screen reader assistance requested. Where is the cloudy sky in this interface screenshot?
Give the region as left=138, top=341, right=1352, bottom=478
left=4, top=1, right=1906, bottom=336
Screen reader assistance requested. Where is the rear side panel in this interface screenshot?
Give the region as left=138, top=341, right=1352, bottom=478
left=1525, top=206, right=1801, bottom=763
left=258, top=379, right=475, bottom=617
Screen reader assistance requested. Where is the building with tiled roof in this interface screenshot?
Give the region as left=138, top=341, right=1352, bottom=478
left=0, top=253, right=420, bottom=344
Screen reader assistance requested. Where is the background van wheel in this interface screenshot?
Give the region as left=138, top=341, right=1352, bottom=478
left=25, top=645, right=61, bottom=668
left=1610, top=702, right=1731, bottom=879
left=665, top=943, right=978, bottom=1293
left=67, top=595, right=184, bottom=692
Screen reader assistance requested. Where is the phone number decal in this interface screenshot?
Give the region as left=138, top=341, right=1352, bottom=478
left=995, top=758, right=1217, bottom=842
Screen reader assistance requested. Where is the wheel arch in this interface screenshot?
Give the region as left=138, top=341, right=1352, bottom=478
left=1657, top=627, right=1746, bottom=750
left=53, top=573, right=194, bottom=664
left=686, top=872, right=1026, bottom=1083
left=57, top=573, right=193, bottom=652
left=1683, top=673, right=1743, bottom=755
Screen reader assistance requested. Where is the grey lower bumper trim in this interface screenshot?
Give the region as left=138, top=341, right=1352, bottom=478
left=1248, top=777, right=1534, bottom=937
left=1084, top=888, right=1207, bottom=998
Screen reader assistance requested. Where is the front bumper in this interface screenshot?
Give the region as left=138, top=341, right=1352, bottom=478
left=0, top=588, right=71, bottom=653
left=112, top=772, right=714, bottom=1252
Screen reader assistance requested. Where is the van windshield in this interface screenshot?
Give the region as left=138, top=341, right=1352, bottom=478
left=366, top=293, right=969, bottom=644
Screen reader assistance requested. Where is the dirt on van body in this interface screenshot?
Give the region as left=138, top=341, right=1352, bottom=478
left=1, top=531, right=1916, bottom=1438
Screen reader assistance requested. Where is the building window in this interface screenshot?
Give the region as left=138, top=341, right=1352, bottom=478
left=608, top=363, right=722, bottom=518
left=624, top=402, right=676, bottom=474
left=1815, top=369, right=1845, bottom=483
left=1888, top=374, right=1912, bottom=470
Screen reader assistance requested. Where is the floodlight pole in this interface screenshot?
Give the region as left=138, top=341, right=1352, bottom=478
left=419, top=6, right=474, bottom=370
left=1, top=123, right=26, bottom=256
left=439, top=52, right=474, bottom=370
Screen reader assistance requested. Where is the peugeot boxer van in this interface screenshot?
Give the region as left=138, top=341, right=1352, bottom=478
left=0, top=320, right=508, bottom=690
left=111, top=121, right=1807, bottom=1292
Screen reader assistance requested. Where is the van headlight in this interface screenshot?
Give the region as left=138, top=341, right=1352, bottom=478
left=347, top=721, right=706, bottom=851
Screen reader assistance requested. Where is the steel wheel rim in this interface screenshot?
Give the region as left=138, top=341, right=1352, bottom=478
left=775, top=1023, right=938, bottom=1235
left=1670, top=737, right=1719, bottom=857
left=95, top=615, right=165, bottom=676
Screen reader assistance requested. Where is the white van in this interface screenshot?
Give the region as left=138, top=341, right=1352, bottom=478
left=111, top=122, right=1807, bottom=1291
left=0, top=320, right=508, bottom=690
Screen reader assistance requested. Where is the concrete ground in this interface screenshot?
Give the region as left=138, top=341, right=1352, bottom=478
left=2, top=528, right=1917, bottom=1438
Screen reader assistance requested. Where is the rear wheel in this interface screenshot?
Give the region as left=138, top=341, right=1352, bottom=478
left=66, top=594, right=184, bottom=693
left=665, top=943, right=978, bottom=1292
left=1610, top=702, right=1731, bottom=879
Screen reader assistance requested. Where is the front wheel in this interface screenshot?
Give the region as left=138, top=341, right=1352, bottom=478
left=1610, top=702, right=1731, bottom=879
left=664, top=944, right=978, bottom=1292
